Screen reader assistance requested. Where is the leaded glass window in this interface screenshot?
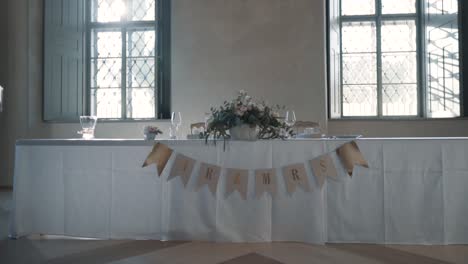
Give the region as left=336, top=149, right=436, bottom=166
left=335, top=0, right=460, bottom=118
left=89, top=0, right=169, bottom=119
left=426, top=0, right=460, bottom=117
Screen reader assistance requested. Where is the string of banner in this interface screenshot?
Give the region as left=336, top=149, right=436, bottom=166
left=142, top=141, right=369, bottom=200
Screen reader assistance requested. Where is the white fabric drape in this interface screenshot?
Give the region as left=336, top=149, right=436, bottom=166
left=9, top=139, right=468, bottom=244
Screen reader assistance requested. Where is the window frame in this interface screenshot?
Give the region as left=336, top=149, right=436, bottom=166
left=328, top=0, right=465, bottom=120
left=85, top=0, right=171, bottom=121
left=460, top=0, right=468, bottom=117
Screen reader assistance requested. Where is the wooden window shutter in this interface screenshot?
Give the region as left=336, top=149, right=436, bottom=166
left=43, top=0, right=86, bottom=121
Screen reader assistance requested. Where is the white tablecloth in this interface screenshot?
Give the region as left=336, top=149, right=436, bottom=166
left=9, top=139, right=468, bottom=244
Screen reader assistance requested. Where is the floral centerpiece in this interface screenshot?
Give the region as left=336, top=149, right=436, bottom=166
left=144, top=126, right=163, bottom=140
left=205, top=90, right=294, bottom=144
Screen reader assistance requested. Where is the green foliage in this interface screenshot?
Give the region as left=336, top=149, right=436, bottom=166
left=205, top=91, right=294, bottom=143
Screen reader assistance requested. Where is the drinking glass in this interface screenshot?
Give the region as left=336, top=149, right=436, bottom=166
left=170, top=112, right=182, bottom=139
left=78, top=116, right=98, bottom=139
left=284, top=110, right=296, bottom=127
left=0, top=85, right=3, bottom=112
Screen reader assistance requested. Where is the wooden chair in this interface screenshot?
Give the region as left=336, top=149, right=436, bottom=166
left=190, top=122, right=206, bottom=135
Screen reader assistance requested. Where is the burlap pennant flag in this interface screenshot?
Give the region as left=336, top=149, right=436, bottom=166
left=255, top=169, right=277, bottom=198
left=310, top=154, right=338, bottom=188
left=168, top=153, right=196, bottom=187
left=197, top=162, right=221, bottom=195
left=225, top=168, right=248, bottom=200
left=282, top=163, right=310, bottom=194
left=142, top=143, right=173, bottom=176
left=336, top=141, right=369, bottom=177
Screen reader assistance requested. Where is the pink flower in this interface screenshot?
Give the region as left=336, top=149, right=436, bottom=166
left=235, top=105, right=248, bottom=116
left=144, top=126, right=162, bottom=135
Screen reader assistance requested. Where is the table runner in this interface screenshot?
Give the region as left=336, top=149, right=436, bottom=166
left=9, top=139, right=468, bottom=244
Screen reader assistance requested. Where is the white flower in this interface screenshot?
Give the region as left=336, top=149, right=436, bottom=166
left=279, top=128, right=286, bottom=137
left=239, top=90, right=247, bottom=96
left=257, top=104, right=265, bottom=112
left=246, top=101, right=255, bottom=110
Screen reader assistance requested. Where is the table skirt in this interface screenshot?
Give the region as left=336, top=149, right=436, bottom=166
left=9, top=139, right=468, bottom=244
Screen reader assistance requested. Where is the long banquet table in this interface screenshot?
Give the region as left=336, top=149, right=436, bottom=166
left=9, top=138, right=468, bottom=244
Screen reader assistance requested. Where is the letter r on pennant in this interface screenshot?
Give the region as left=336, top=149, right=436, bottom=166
left=292, top=169, right=300, bottom=181
left=234, top=174, right=241, bottom=185
left=206, top=167, right=214, bottom=181
left=262, top=173, right=271, bottom=185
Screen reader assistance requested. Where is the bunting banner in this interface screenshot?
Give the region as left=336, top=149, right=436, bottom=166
left=225, top=168, right=248, bottom=200
left=336, top=141, right=369, bottom=177
left=282, top=163, right=310, bottom=194
left=197, top=162, right=221, bottom=195
left=255, top=169, right=277, bottom=198
left=168, top=154, right=195, bottom=186
left=310, top=154, right=337, bottom=188
left=142, top=140, right=369, bottom=199
left=142, top=142, right=173, bottom=175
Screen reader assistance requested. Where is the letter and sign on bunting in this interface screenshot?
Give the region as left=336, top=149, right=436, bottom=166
left=142, top=141, right=368, bottom=199
left=197, top=163, right=221, bottom=195
left=310, top=155, right=338, bottom=188
left=168, top=154, right=196, bottom=186
left=336, top=141, right=369, bottom=176
left=225, top=168, right=249, bottom=200
left=255, top=169, right=277, bottom=198
left=282, top=163, right=310, bottom=194
left=142, top=143, right=173, bottom=175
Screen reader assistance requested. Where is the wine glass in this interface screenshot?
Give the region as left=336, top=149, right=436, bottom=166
left=171, top=112, right=182, bottom=139
left=284, top=110, right=296, bottom=127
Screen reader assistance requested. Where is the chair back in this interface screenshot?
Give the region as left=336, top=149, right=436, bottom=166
left=190, top=122, right=206, bottom=134
left=293, top=121, right=320, bottom=134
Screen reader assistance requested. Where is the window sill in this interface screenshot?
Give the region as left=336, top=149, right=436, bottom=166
left=94, top=118, right=171, bottom=123
left=328, top=117, right=468, bottom=122
left=44, top=118, right=171, bottom=124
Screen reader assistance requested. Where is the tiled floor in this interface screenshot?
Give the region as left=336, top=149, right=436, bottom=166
left=1, top=190, right=467, bottom=264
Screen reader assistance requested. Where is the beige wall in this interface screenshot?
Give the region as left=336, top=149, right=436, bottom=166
left=171, top=0, right=327, bottom=133
left=0, top=0, right=327, bottom=186
left=26, top=0, right=328, bottom=137
left=2, top=0, right=468, bottom=186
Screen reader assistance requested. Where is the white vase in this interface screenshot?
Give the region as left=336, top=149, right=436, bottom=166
left=229, top=124, right=258, bottom=141
left=144, top=133, right=156, bottom=140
